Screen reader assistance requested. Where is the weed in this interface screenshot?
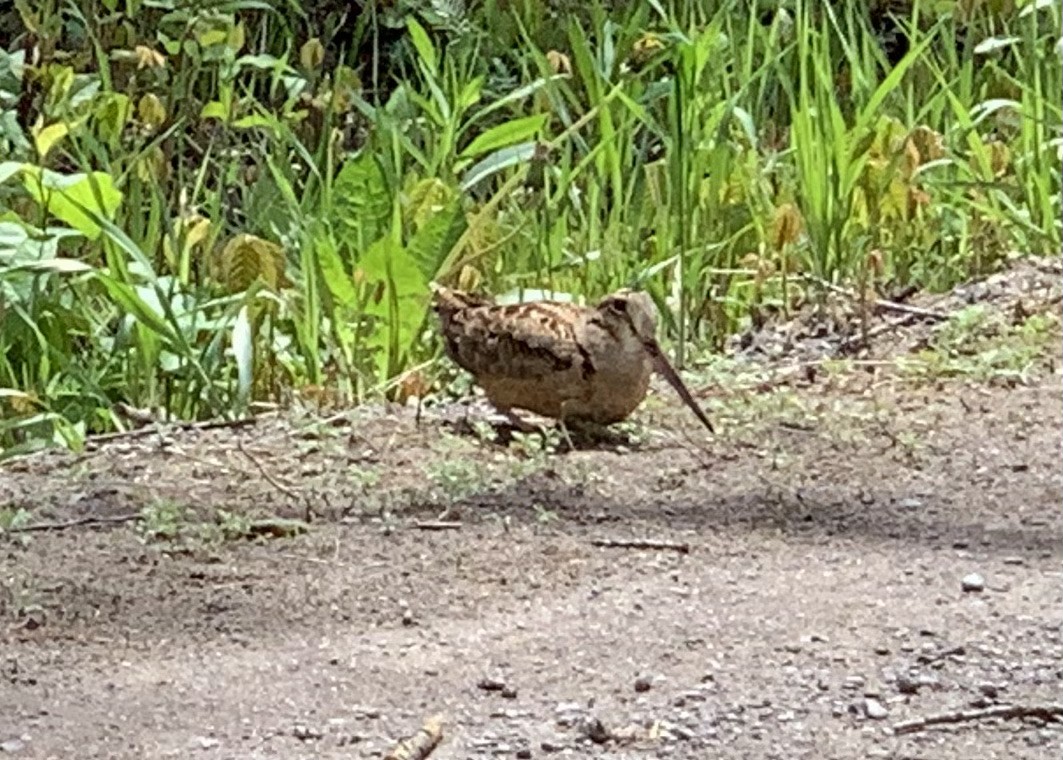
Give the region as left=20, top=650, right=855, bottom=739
left=0, top=506, right=33, bottom=546
left=137, top=501, right=193, bottom=543
left=427, top=456, right=486, bottom=502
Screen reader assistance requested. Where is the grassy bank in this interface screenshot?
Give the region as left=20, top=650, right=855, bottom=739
left=0, top=0, right=1059, bottom=454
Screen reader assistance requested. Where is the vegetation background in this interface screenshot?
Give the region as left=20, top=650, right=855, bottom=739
left=0, top=0, right=1059, bottom=456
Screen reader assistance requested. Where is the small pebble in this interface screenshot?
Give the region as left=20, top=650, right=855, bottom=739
left=292, top=725, right=322, bottom=741
left=864, top=698, right=889, bottom=720
left=634, top=676, right=652, bottom=693
left=978, top=682, right=1000, bottom=699
left=961, top=573, right=986, bottom=592
left=896, top=674, right=919, bottom=695
left=581, top=718, right=610, bottom=744
left=516, top=750, right=532, bottom=759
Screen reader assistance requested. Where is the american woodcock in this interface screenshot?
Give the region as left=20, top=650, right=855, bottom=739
left=432, top=286, right=714, bottom=433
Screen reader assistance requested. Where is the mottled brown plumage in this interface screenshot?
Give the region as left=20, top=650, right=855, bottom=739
left=432, top=286, right=714, bottom=432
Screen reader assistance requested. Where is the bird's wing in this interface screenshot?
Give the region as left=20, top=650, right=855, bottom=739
left=438, top=301, right=591, bottom=381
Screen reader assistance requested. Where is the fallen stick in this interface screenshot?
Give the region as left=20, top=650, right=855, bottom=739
left=8, top=512, right=141, bottom=533
left=835, top=313, right=923, bottom=354
left=589, top=538, right=691, bottom=553
left=892, top=703, right=1063, bottom=735
left=414, top=521, right=463, bottom=531
left=803, top=275, right=950, bottom=321
left=87, top=415, right=258, bottom=444
left=384, top=714, right=444, bottom=760
left=236, top=440, right=302, bottom=502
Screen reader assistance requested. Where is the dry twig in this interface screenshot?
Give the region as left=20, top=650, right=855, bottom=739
left=803, top=274, right=950, bottom=321
left=892, top=703, right=1063, bottom=735
left=589, top=537, right=691, bottom=553
left=236, top=440, right=302, bottom=503
left=8, top=513, right=141, bottom=533
left=414, top=521, right=463, bottom=531
left=88, top=415, right=258, bottom=444
left=384, top=714, right=445, bottom=760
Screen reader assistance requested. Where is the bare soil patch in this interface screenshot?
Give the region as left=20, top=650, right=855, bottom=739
left=2, top=260, right=1061, bottom=759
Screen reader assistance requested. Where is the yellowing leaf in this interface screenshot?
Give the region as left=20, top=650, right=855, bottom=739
left=228, top=22, right=246, bottom=52
left=770, top=202, right=804, bottom=250
left=134, top=45, right=166, bottom=69
left=138, top=93, right=167, bottom=130
left=219, top=234, right=286, bottom=292
left=546, top=49, right=572, bottom=75
left=34, top=122, right=69, bottom=160
left=300, top=37, right=325, bottom=70
left=197, top=28, right=228, bottom=47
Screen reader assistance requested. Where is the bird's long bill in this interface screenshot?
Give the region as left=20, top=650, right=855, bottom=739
left=644, top=340, right=715, bottom=433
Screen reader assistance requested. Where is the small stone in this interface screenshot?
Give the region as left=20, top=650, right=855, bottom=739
left=896, top=674, right=919, bottom=695
left=898, top=498, right=922, bottom=509
left=961, top=573, right=986, bottom=592
left=501, top=686, right=518, bottom=699
left=401, top=609, right=415, bottom=626
left=842, top=675, right=866, bottom=691
left=193, top=736, right=219, bottom=750
left=292, top=724, right=322, bottom=741
left=864, top=698, right=889, bottom=720
left=873, top=645, right=890, bottom=656
left=634, top=676, right=652, bottom=693
left=540, top=740, right=561, bottom=753
left=978, top=682, right=1000, bottom=699
left=516, top=750, right=532, bottom=759
left=581, top=718, right=610, bottom=744
left=0, top=739, right=25, bottom=754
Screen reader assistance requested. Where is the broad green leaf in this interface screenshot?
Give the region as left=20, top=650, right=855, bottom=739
left=22, top=169, right=122, bottom=240
left=3, top=258, right=94, bottom=275
left=314, top=230, right=358, bottom=308
left=974, top=36, right=1020, bottom=55
left=406, top=16, right=437, bottom=73
left=232, top=114, right=277, bottom=132
left=197, top=28, right=228, bottom=47
left=357, top=237, right=431, bottom=380
left=34, top=122, right=69, bottom=160
left=407, top=197, right=466, bottom=281
left=201, top=101, right=229, bottom=120
left=332, top=152, right=391, bottom=252
left=93, top=276, right=175, bottom=339
left=0, top=161, right=25, bottom=185
left=460, top=114, right=548, bottom=159
left=460, top=141, right=539, bottom=191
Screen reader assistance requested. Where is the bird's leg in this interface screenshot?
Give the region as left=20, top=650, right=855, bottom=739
left=555, top=401, right=580, bottom=452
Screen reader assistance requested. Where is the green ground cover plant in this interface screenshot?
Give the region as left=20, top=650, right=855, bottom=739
left=0, top=0, right=1059, bottom=455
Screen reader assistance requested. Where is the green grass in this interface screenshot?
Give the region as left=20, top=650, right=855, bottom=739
left=1, top=0, right=1060, bottom=455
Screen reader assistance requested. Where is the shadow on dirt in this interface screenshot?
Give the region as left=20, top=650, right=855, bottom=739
left=475, top=474, right=1061, bottom=559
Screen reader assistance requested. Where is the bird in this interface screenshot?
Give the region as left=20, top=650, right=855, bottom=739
left=431, top=285, right=714, bottom=435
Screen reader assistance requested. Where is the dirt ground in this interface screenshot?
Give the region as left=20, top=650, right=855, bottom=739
left=2, top=260, right=1062, bottom=759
